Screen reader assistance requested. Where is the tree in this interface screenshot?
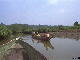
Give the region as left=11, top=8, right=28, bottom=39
left=74, top=21, right=78, bottom=26
left=0, top=22, right=5, bottom=25
left=0, top=25, right=12, bottom=40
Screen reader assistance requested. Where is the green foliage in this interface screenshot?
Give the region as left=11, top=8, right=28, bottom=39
left=7, top=23, right=80, bottom=33
left=7, top=24, right=27, bottom=34
left=74, top=21, right=78, bottom=26
left=0, top=25, right=12, bottom=40
left=3, top=21, right=80, bottom=35
left=22, top=28, right=33, bottom=34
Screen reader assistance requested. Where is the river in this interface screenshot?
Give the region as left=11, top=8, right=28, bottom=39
left=22, top=34, right=80, bottom=60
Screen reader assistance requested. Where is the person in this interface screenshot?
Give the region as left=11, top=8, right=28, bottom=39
left=36, top=34, right=40, bottom=37
left=45, top=33, right=50, bottom=39
left=36, top=32, right=38, bottom=35
left=46, top=33, right=50, bottom=37
left=36, top=32, right=40, bottom=37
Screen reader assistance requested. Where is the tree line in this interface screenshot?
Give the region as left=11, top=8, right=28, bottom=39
left=0, top=21, right=80, bottom=40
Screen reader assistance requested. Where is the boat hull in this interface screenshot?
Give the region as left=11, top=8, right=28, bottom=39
left=32, top=36, right=51, bottom=41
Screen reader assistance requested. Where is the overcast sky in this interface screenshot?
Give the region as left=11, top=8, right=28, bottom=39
left=0, top=0, right=80, bottom=25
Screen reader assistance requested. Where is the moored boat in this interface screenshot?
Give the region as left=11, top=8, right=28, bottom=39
left=32, top=32, right=52, bottom=40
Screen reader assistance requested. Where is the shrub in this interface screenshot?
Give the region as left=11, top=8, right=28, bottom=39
left=0, top=25, right=12, bottom=40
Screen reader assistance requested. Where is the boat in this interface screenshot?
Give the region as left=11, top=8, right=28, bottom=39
left=32, top=36, right=51, bottom=40
left=32, top=32, right=52, bottom=40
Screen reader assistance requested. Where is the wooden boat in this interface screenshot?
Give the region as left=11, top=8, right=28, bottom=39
left=32, top=36, right=51, bottom=40
left=32, top=32, right=52, bottom=40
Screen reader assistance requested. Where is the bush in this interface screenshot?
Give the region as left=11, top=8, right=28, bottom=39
left=0, top=25, right=12, bottom=40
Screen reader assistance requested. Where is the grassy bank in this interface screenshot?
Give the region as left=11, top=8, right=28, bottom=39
left=0, top=25, right=12, bottom=40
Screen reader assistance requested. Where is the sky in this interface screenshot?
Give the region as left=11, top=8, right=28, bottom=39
left=0, top=0, right=80, bottom=26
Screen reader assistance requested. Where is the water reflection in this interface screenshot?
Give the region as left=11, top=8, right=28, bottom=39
left=32, top=39, right=54, bottom=50
left=22, top=34, right=80, bottom=60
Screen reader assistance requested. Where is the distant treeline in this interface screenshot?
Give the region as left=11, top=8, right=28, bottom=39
left=0, top=21, right=80, bottom=40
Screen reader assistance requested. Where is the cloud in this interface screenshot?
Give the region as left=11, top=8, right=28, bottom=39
left=48, top=0, right=75, bottom=5
left=48, top=0, right=59, bottom=5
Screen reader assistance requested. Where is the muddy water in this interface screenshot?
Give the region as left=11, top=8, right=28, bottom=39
left=22, top=34, right=80, bottom=60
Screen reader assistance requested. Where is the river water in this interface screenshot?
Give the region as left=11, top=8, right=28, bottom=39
left=22, top=34, right=80, bottom=60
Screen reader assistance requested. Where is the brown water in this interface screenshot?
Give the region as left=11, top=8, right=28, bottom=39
left=22, top=34, right=80, bottom=60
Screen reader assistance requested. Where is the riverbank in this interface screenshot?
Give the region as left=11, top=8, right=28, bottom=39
left=49, top=31, right=80, bottom=40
